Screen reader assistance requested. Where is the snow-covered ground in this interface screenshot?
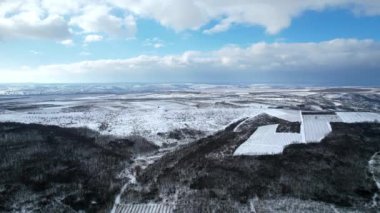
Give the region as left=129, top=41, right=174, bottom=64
left=234, top=112, right=380, bottom=156
left=337, top=112, right=380, bottom=123
left=302, top=114, right=342, bottom=142
left=0, top=91, right=303, bottom=146
left=0, top=84, right=379, bottom=149
left=234, top=124, right=302, bottom=155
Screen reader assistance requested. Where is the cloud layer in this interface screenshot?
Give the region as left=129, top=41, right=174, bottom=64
left=2, top=39, right=379, bottom=84
left=1, top=0, right=380, bottom=41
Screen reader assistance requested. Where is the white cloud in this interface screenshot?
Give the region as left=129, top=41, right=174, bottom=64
left=60, top=39, right=74, bottom=46
left=1, top=0, right=380, bottom=40
left=0, top=0, right=71, bottom=40
left=69, top=5, right=136, bottom=37
left=111, top=0, right=209, bottom=31
left=350, top=0, right=380, bottom=16
left=40, top=0, right=86, bottom=15
left=1, top=39, right=379, bottom=83
left=0, top=0, right=135, bottom=40
left=154, top=43, right=164, bottom=48
left=84, top=34, right=104, bottom=43
left=0, top=12, right=71, bottom=40
left=203, top=18, right=233, bottom=35
left=111, top=0, right=380, bottom=34
left=144, top=37, right=165, bottom=48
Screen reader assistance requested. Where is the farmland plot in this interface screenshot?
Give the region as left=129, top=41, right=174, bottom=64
left=302, top=114, right=342, bottom=142
left=234, top=124, right=302, bottom=155
left=337, top=112, right=380, bottom=123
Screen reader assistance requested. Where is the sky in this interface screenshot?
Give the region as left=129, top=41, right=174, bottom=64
left=0, top=0, right=380, bottom=85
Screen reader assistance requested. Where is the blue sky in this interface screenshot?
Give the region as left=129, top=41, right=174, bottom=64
left=0, top=0, right=380, bottom=85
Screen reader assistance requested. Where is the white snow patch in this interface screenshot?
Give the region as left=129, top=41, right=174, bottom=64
left=265, top=109, right=301, bottom=122
left=234, top=111, right=379, bottom=156
left=302, top=114, right=342, bottom=142
left=0, top=96, right=301, bottom=146
left=337, top=112, right=380, bottom=123
left=234, top=124, right=302, bottom=156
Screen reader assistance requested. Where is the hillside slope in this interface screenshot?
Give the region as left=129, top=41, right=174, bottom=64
left=0, top=122, right=158, bottom=212
left=122, top=114, right=380, bottom=212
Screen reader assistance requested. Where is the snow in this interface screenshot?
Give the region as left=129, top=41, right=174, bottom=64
left=299, top=111, right=306, bottom=143
left=0, top=85, right=378, bottom=148
left=0, top=93, right=302, bottom=146
left=369, top=152, right=380, bottom=207
left=265, top=109, right=301, bottom=122
left=337, top=112, right=380, bottom=123
left=233, top=110, right=301, bottom=133
left=111, top=148, right=175, bottom=213
left=302, top=114, right=341, bottom=142
left=233, top=118, right=249, bottom=132
left=234, top=124, right=302, bottom=156
left=110, top=168, right=137, bottom=213
left=234, top=112, right=374, bottom=156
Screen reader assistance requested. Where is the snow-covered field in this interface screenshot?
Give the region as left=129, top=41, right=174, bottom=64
left=234, top=124, right=302, bottom=155
left=0, top=101, right=303, bottom=146
left=0, top=84, right=379, bottom=149
left=0, top=90, right=303, bottom=146
left=234, top=112, right=379, bottom=156
left=302, top=114, right=342, bottom=142
left=337, top=112, right=380, bottom=123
